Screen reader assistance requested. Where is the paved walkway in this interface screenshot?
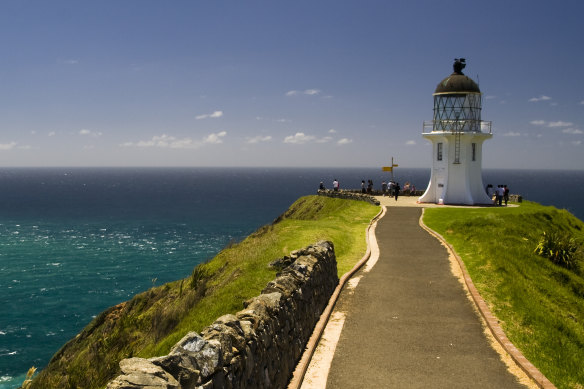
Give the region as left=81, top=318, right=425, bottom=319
left=301, top=205, right=532, bottom=388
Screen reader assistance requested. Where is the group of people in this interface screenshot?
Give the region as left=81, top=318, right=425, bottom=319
left=486, top=184, right=510, bottom=206
left=319, top=179, right=341, bottom=191
left=320, top=179, right=417, bottom=202
left=380, top=180, right=401, bottom=200
left=361, top=179, right=374, bottom=193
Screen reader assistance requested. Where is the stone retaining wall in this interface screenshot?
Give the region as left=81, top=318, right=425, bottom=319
left=319, top=189, right=523, bottom=204
left=107, top=240, right=338, bottom=389
left=317, top=189, right=380, bottom=205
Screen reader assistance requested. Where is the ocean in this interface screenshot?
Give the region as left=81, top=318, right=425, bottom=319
left=1, top=167, right=583, bottom=388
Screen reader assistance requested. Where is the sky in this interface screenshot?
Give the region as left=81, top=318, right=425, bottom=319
left=0, top=0, right=583, bottom=169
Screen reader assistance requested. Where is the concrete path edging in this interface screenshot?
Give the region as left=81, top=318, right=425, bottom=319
left=418, top=208, right=556, bottom=389
left=287, top=205, right=386, bottom=389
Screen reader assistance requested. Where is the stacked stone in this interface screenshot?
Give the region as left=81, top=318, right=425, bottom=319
left=107, top=241, right=338, bottom=389
left=508, top=194, right=522, bottom=203
left=317, top=189, right=380, bottom=206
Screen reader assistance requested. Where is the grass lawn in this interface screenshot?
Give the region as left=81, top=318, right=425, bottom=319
left=423, top=201, right=584, bottom=389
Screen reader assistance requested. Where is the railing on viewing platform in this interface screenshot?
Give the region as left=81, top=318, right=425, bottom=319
left=423, top=120, right=492, bottom=134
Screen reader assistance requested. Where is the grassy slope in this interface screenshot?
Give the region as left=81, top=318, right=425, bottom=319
left=31, top=196, right=379, bottom=389
left=423, top=201, right=584, bottom=389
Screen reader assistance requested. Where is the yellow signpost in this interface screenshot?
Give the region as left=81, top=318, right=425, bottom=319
left=382, top=157, right=398, bottom=180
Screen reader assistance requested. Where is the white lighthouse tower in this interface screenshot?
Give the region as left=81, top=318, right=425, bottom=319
left=418, top=59, right=493, bottom=205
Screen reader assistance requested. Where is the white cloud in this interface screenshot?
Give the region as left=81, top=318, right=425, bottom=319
left=304, top=89, right=320, bottom=95
left=79, top=129, right=103, bottom=137
left=572, top=140, right=582, bottom=146
left=580, top=100, right=584, bottom=105
left=548, top=121, right=574, bottom=127
left=328, top=129, right=337, bottom=134
left=530, top=120, right=576, bottom=128
left=285, top=89, right=321, bottom=97
left=503, top=132, right=522, bottom=137
left=121, top=131, right=226, bottom=149
left=276, top=118, right=290, bottom=123
left=529, top=95, right=551, bottom=102
left=0, top=142, right=17, bottom=150
left=284, top=132, right=316, bottom=144
left=562, top=128, right=584, bottom=134
left=203, top=131, right=227, bottom=144
left=48, top=131, right=56, bottom=137
left=316, top=136, right=332, bottom=144
left=337, top=138, right=353, bottom=145
left=530, top=120, right=546, bottom=126
left=485, top=95, right=497, bottom=100
left=196, top=110, right=223, bottom=120
left=245, top=135, right=272, bottom=144
left=59, top=59, right=79, bottom=65
left=406, top=140, right=416, bottom=145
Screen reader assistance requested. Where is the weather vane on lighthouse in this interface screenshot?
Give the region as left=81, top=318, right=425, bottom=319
left=418, top=58, right=493, bottom=205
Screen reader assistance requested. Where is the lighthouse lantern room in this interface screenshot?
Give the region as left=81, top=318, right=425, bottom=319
left=418, top=58, right=493, bottom=205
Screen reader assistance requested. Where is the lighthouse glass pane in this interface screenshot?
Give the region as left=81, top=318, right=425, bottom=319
left=472, top=143, right=476, bottom=161
left=437, top=143, right=443, bottom=161
left=433, top=94, right=482, bottom=132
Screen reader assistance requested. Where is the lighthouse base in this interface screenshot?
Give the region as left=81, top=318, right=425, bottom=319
left=418, top=132, right=492, bottom=205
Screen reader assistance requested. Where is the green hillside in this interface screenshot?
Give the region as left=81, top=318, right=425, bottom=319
left=30, top=196, right=379, bottom=389
left=423, top=201, right=584, bottom=389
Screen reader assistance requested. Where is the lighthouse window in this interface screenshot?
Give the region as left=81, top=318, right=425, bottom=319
left=437, top=143, right=443, bottom=161
left=472, top=143, right=476, bottom=161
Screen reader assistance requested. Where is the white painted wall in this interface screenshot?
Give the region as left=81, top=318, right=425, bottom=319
left=419, top=132, right=492, bottom=205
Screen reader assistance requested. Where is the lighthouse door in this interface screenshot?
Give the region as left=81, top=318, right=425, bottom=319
left=434, top=169, right=446, bottom=203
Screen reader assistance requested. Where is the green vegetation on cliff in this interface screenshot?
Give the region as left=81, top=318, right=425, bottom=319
left=423, top=201, right=584, bottom=389
left=31, top=196, right=379, bottom=389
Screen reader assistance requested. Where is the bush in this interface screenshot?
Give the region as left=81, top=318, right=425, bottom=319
left=534, top=231, right=582, bottom=271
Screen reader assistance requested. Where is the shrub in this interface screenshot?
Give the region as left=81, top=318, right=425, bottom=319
left=534, top=231, right=581, bottom=271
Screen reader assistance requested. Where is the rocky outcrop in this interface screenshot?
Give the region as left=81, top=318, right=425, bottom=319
left=107, top=240, right=338, bottom=389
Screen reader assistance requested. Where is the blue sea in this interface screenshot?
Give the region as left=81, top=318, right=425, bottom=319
left=1, top=167, right=583, bottom=388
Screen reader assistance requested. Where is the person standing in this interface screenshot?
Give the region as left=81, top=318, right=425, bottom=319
left=333, top=179, right=339, bottom=191
left=504, top=185, right=509, bottom=206
left=394, top=182, right=400, bottom=201
left=361, top=180, right=366, bottom=193
left=381, top=181, right=387, bottom=196
left=496, top=185, right=504, bottom=206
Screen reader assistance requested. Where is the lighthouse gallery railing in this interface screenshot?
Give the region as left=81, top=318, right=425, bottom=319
left=422, top=120, right=492, bottom=134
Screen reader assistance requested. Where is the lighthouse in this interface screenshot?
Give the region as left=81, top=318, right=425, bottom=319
left=418, top=58, right=493, bottom=205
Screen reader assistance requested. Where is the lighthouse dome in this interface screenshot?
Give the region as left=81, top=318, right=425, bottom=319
left=434, top=58, right=480, bottom=94
left=435, top=73, right=480, bottom=94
